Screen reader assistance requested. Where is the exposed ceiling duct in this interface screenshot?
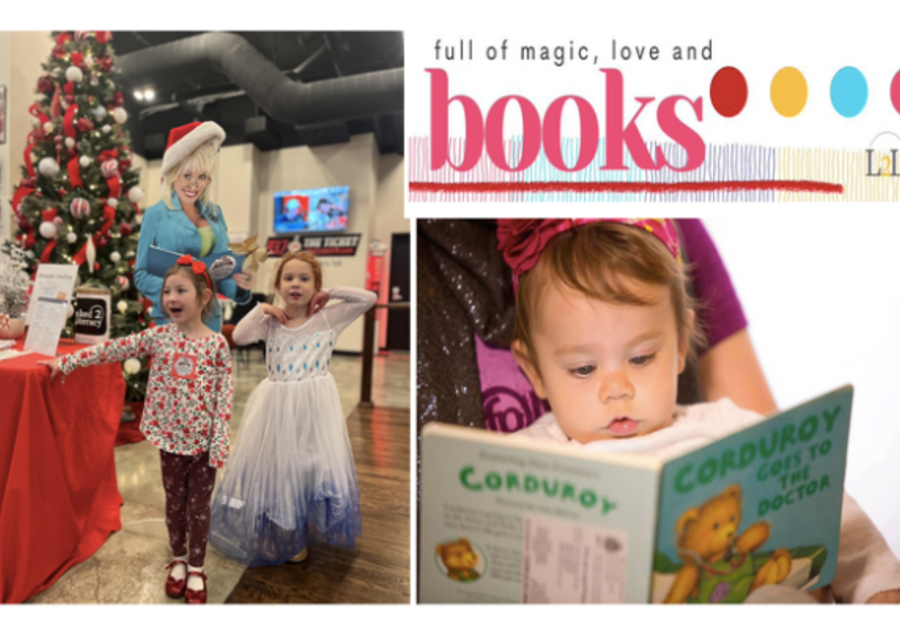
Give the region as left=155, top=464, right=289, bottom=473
left=116, top=32, right=404, bottom=128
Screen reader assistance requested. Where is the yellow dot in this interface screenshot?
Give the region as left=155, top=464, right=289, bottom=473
left=771, top=67, right=808, bottom=117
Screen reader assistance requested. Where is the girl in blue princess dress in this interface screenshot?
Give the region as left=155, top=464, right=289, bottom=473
left=209, top=251, right=376, bottom=566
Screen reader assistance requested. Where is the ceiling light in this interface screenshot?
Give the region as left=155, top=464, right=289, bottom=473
left=133, top=90, right=144, bottom=101
left=144, top=89, right=155, bottom=101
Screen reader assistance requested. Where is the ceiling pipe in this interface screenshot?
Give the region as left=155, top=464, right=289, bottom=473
left=117, top=32, right=403, bottom=126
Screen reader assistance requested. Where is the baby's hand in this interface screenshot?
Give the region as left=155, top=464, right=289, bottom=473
left=867, top=589, right=900, bottom=604
left=37, top=358, right=62, bottom=381
left=260, top=303, right=288, bottom=324
left=308, top=291, right=329, bottom=316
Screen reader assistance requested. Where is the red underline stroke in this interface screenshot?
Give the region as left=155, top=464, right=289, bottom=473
left=409, top=180, right=844, bottom=194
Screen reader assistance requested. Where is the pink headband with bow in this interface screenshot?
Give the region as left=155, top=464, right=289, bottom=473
left=496, top=219, right=680, bottom=292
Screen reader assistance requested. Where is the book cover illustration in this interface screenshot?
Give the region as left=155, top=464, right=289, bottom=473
left=651, top=386, right=852, bottom=603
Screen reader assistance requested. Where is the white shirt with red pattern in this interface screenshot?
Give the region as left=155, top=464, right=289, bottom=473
left=58, top=324, right=233, bottom=468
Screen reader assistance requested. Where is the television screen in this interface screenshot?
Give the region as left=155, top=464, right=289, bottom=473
left=273, top=186, right=349, bottom=234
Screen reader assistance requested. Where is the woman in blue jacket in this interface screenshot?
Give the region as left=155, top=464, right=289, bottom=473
left=134, top=122, right=255, bottom=331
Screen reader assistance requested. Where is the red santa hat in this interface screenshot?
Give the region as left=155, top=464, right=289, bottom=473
left=160, top=121, right=226, bottom=179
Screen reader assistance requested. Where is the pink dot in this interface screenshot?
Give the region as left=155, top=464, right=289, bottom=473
left=892, top=71, right=900, bottom=114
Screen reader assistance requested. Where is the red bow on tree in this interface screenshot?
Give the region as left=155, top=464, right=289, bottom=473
left=176, top=255, right=212, bottom=289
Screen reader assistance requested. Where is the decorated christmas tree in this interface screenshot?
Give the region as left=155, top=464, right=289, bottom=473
left=2, top=31, right=150, bottom=402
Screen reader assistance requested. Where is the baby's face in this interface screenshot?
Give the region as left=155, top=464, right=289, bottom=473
left=516, top=279, right=689, bottom=444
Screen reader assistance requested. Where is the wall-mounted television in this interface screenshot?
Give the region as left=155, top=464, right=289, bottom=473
left=273, top=186, right=349, bottom=234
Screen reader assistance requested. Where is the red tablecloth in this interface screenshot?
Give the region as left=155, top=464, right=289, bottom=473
left=0, top=339, right=124, bottom=603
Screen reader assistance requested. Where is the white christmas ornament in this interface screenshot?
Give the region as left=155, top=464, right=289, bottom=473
left=90, top=76, right=99, bottom=87
left=66, top=303, right=75, bottom=319
left=65, top=66, right=84, bottom=83
left=110, top=251, right=121, bottom=263
left=116, top=275, right=130, bottom=291
left=101, top=125, right=111, bottom=134
left=127, top=187, right=144, bottom=203
left=43, top=121, right=55, bottom=134
left=79, top=155, right=91, bottom=168
left=107, top=198, right=118, bottom=208
left=117, top=300, right=128, bottom=313
left=86, top=236, right=96, bottom=271
left=113, top=108, right=128, bottom=124
left=38, top=157, right=60, bottom=177
left=85, top=54, right=95, bottom=67
left=66, top=232, right=78, bottom=244
left=92, top=106, right=107, bottom=121
left=65, top=137, right=76, bottom=149
left=39, top=221, right=58, bottom=239
left=123, top=358, right=141, bottom=375
left=31, top=116, right=40, bottom=127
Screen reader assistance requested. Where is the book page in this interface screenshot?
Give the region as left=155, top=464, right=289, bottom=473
left=420, top=425, right=659, bottom=603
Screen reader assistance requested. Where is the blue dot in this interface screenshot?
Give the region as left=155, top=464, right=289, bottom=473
left=276, top=365, right=281, bottom=372
left=329, top=341, right=332, bottom=347
left=303, top=345, right=307, bottom=350
left=277, top=347, right=280, bottom=352
left=830, top=67, right=867, bottom=118
left=317, top=343, right=320, bottom=349
left=290, top=347, right=294, bottom=352
left=316, top=361, right=319, bottom=368
left=303, top=363, right=307, bottom=370
left=289, top=364, right=293, bottom=371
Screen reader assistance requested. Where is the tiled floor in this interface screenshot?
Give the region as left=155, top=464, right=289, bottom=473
left=28, top=350, right=410, bottom=604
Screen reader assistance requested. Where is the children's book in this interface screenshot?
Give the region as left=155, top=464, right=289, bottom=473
left=419, top=386, right=853, bottom=604
left=147, top=246, right=246, bottom=282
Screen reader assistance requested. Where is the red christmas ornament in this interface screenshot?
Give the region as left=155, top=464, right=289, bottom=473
left=116, top=275, right=130, bottom=291
left=41, top=208, right=58, bottom=222
left=51, top=45, right=66, bottom=59
left=55, top=33, right=73, bottom=46
left=99, top=237, right=108, bottom=247
left=74, top=31, right=92, bottom=41
left=119, top=222, right=133, bottom=236
left=112, top=92, right=124, bottom=107
left=71, top=52, right=85, bottom=69
left=95, top=31, right=112, bottom=44
left=77, top=118, right=94, bottom=132
left=37, top=73, right=54, bottom=93
left=96, top=56, right=113, bottom=72
left=94, top=263, right=101, bottom=272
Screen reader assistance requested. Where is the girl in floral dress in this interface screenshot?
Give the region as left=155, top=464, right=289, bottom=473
left=40, top=255, right=233, bottom=604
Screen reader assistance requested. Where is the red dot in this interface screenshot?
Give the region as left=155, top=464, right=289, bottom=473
left=891, top=71, right=900, bottom=114
left=710, top=67, right=748, bottom=117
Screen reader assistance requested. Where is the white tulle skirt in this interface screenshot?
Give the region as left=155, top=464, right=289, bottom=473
left=208, top=374, right=362, bottom=566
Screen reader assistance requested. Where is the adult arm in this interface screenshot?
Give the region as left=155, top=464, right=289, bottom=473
left=208, top=203, right=251, bottom=306
left=133, top=205, right=164, bottom=309
left=698, top=329, right=777, bottom=416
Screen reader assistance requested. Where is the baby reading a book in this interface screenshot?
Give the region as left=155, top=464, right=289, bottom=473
left=500, top=218, right=900, bottom=604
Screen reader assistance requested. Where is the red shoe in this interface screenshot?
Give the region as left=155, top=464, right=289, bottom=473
left=185, top=570, right=208, bottom=604
left=165, top=560, right=187, bottom=598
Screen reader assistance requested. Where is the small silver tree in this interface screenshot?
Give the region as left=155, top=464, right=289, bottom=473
left=0, top=245, right=31, bottom=319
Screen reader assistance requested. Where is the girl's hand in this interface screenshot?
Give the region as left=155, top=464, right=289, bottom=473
left=37, top=358, right=62, bottom=381
left=260, top=303, right=289, bottom=324
left=308, top=291, right=329, bottom=316
left=234, top=270, right=257, bottom=291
